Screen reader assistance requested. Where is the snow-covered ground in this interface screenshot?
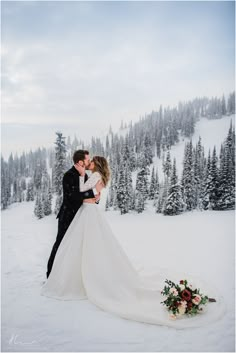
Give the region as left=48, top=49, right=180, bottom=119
left=1, top=200, right=235, bottom=352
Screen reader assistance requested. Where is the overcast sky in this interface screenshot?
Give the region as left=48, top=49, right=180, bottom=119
left=1, top=0, right=235, bottom=159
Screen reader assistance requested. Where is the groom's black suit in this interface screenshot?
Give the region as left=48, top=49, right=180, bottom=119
left=46, top=165, right=95, bottom=278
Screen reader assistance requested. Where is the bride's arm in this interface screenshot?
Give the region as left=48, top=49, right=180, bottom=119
left=79, top=172, right=101, bottom=192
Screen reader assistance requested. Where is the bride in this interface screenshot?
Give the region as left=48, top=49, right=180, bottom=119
left=40, top=156, right=226, bottom=329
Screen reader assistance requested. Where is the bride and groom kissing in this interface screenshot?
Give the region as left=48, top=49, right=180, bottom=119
left=40, top=149, right=224, bottom=329
left=46, top=149, right=105, bottom=278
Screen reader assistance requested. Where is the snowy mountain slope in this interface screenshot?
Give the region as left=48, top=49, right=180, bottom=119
left=1, top=200, right=235, bottom=352
left=151, top=114, right=235, bottom=182
left=100, top=114, right=235, bottom=210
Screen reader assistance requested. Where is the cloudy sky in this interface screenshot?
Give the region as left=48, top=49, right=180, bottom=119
left=1, top=0, right=235, bottom=159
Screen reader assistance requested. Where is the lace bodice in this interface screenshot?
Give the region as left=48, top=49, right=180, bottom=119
left=79, top=172, right=101, bottom=192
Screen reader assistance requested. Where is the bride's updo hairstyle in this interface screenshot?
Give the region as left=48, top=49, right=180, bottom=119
left=93, top=156, right=111, bottom=187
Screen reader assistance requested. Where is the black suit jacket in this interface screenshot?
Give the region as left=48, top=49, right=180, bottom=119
left=56, top=166, right=95, bottom=223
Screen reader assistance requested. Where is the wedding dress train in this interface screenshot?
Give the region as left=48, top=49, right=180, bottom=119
left=40, top=173, right=226, bottom=329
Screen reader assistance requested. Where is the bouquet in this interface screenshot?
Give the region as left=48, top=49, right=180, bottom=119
left=161, top=279, right=216, bottom=320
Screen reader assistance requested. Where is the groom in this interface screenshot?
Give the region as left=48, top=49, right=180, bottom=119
left=46, top=149, right=103, bottom=278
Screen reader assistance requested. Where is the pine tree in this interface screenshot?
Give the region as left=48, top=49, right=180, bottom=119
left=221, top=95, right=227, bottom=115
left=181, top=140, right=195, bottom=211
left=149, top=166, right=156, bottom=200
left=1, top=157, right=11, bottom=209
left=26, top=179, right=34, bottom=201
left=155, top=181, right=166, bottom=213
left=153, top=170, right=160, bottom=207
left=216, top=135, right=235, bottom=210
left=143, top=134, right=153, bottom=165
left=163, top=158, right=184, bottom=215
left=136, top=191, right=145, bottom=213
left=209, top=146, right=220, bottom=209
left=201, top=150, right=212, bottom=210
left=34, top=192, right=44, bottom=219
left=194, top=137, right=205, bottom=210
left=130, top=189, right=136, bottom=211
left=136, top=152, right=149, bottom=202
left=162, top=150, right=172, bottom=178
left=125, top=162, right=133, bottom=210
left=227, top=91, right=235, bottom=115
left=117, top=158, right=129, bottom=214
left=53, top=132, right=67, bottom=214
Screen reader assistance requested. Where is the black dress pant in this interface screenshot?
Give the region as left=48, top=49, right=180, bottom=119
left=46, top=214, right=74, bottom=278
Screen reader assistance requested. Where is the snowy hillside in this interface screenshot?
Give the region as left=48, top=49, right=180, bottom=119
left=100, top=114, right=235, bottom=210
left=152, top=114, right=235, bottom=182
left=1, top=200, right=235, bottom=352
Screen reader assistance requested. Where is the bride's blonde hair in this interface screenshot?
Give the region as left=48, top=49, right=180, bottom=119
left=92, top=156, right=110, bottom=187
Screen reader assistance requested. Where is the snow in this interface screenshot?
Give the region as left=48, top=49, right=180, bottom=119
left=152, top=114, right=235, bottom=182
left=2, top=113, right=235, bottom=351
left=1, top=200, right=235, bottom=352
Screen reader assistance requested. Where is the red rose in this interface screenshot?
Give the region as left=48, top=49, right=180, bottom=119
left=180, top=280, right=184, bottom=284
left=181, top=289, right=192, bottom=301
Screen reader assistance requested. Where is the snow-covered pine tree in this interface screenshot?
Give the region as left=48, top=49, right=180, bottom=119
left=116, top=157, right=129, bottom=214
left=42, top=176, right=52, bottom=216
left=130, top=189, right=136, bottom=211
left=227, top=91, right=235, bottom=115
left=209, top=146, right=220, bottom=209
left=125, top=162, right=133, bottom=211
left=136, top=191, right=144, bottom=213
left=156, top=180, right=166, bottom=213
left=1, top=156, right=11, bottom=209
left=143, top=134, right=153, bottom=165
left=163, top=158, right=184, bottom=215
left=43, top=192, right=52, bottom=216
left=21, top=178, right=26, bottom=191
left=162, top=149, right=172, bottom=178
left=216, top=124, right=235, bottom=210
left=112, top=163, right=119, bottom=210
left=105, top=135, right=110, bottom=158
left=13, top=179, right=22, bottom=203
left=71, top=135, right=79, bottom=152
left=26, top=179, right=34, bottom=201
left=201, top=150, right=212, bottom=210
left=108, top=159, right=117, bottom=208
left=221, top=95, right=227, bottom=116
left=181, top=140, right=195, bottom=211
left=149, top=166, right=156, bottom=200
left=34, top=192, right=44, bottom=219
left=135, top=152, right=149, bottom=213
left=194, top=137, right=205, bottom=210
left=53, top=132, right=67, bottom=215
left=153, top=170, right=160, bottom=207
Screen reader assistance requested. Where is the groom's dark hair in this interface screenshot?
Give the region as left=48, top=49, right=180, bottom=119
left=73, top=150, right=89, bottom=164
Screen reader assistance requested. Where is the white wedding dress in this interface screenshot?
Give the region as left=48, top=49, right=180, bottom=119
left=40, top=171, right=226, bottom=329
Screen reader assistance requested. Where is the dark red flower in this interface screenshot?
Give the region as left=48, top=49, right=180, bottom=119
left=187, top=302, right=193, bottom=309
left=181, top=289, right=192, bottom=301
left=180, top=280, right=184, bottom=284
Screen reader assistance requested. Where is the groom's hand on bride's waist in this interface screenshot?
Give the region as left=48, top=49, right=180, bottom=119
left=95, top=193, right=100, bottom=204
left=84, top=198, right=97, bottom=204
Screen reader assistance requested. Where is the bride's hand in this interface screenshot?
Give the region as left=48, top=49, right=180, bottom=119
left=75, top=163, right=85, bottom=176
